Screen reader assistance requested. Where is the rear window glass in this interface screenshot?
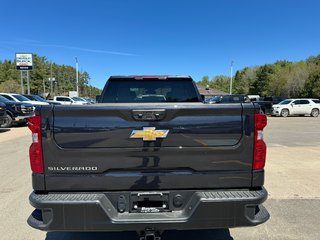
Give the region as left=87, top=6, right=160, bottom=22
left=219, top=95, right=245, bottom=103
left=0, top=96, right=10, bottom=102
left=101, top=79, right=200, bottom=103
left=1, top=95, right=14, bottom=101
left=279, top=100, right=292, bottom=105
left=312, top=99, right=320, bottom=104
left=13, top=94, right=30, bottom=101
left=56, top=97, right=70, bottom=101
left=23, top=95, right=34, bottom=100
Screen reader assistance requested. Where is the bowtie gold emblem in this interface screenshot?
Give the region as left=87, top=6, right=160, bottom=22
left=130, top=127, right=169, bottom=141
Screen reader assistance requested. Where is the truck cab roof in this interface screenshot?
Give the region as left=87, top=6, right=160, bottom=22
left=108, top=75, right=192, bottom=80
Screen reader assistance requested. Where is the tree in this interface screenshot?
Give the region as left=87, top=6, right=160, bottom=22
left=234, top=67, right=258, bottom=94
left=302, top=68, right=320, bottom=98
left=250, top=64, right=275, bottom=95
left=0, top=80, right=21, bottom=92
left=199, top=76, right=210, bottom=87
left=0, top=54, right=102, bottom=97
left=197, top=55, right=320, bottom=97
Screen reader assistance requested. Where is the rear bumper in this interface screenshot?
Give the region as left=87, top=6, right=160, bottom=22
left=271, top=109, right=281, bottom=116
left=28, top=188, right=269, bottom=232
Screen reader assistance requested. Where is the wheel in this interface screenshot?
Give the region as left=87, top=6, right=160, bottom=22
left=1, top=114, right=13, bottom=128
left=311, top=108, right=319, bottom=117
left=280, top=109, right=289, bottom=117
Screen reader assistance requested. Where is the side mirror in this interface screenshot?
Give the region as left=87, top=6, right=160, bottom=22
left=200, top=94, right=205, bottom=102
left=96, top=95, right=101, bottom=102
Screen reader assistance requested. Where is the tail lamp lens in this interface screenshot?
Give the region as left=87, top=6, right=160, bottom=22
left=28, top=116, right=44, bottom=173
left=253, top=113, right=267, bottom=170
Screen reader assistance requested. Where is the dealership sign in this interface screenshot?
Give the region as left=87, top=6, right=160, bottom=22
left=16, top=53, right=33, bottom=70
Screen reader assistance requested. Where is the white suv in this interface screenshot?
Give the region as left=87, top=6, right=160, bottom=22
left=272, top=99, right=320, bottom=117
left=53, top=96, right=88, bottom=105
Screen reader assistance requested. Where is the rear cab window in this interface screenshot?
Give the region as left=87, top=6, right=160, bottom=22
left=101, top=78, right=201, bottom=103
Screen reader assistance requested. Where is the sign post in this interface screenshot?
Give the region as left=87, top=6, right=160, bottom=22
left=26, top=71, right=30, bottom=94
left=16, top=53, right=33, bottom=94
left=20, top=71, right=24, bottom=94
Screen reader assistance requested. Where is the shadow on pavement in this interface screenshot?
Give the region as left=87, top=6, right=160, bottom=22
left=0, top=128, right=10, bottom=133
left=46, top=229, right=233, bottom=240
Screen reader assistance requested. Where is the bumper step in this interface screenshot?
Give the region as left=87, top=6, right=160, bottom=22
left=28, top=188, right=269, bottom=231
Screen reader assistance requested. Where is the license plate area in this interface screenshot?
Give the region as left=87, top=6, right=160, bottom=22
left=130, top=192, right=170, bottom=213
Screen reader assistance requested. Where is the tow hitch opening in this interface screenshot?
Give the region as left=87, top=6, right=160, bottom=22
left=140, top=229, right=161, bottom=240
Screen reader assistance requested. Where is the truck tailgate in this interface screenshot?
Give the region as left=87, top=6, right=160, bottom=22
left=41, top=103, right=256, bottom=191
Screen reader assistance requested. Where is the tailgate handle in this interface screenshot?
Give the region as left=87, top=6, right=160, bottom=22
left=132, top=109, right=166, bottom=121
left=137, top=192, right=164, bottom=197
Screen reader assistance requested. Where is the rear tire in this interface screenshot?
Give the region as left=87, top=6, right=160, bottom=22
left=311, top=108, right=319, bottom=117
left=280, top=109, right=289, bottom=117
left=1, top=114, right=13, bottom=128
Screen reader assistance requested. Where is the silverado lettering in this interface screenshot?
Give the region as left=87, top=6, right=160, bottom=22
left=48, top=166, right=98, bottom=171
left=27, top=76, right=269, bottom=239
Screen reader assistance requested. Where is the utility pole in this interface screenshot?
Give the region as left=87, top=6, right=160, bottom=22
left=229, top=61, right=234, bottom=95
left=75, top=57, right=79, bottom=97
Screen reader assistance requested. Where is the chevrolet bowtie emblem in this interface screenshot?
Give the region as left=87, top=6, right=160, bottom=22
left=130, top=127, right=169, bottom=141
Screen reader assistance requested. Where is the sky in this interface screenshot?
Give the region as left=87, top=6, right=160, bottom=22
left=0, top=0, right=320, bottom=89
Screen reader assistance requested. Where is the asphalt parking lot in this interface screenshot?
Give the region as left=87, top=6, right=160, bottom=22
left=0, top=116, right=319, bottom=240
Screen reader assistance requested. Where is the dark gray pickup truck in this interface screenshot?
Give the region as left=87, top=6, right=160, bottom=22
left=27, top=76, right=269, bottom=239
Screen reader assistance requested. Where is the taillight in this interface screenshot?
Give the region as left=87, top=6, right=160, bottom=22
left=253, top=113, right=267, bottom=170
left=28, top=116, right=44, bottom=173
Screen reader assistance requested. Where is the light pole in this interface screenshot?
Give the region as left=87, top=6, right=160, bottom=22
left=229, top=61, right=234, bottom=95
left=75, top=57, right=79, bottom=97
left=50, top=62, right=53, bottom=95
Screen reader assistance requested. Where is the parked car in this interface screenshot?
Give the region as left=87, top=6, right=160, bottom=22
left=23, top=94, right=58, bottom=105
left=23, top=94, right=62, bottom=106
left=262, top=96, right=287, bottom=104
left=27, top=76, right=269, bottom=238
left=84, top=97, right=96, bottom=104
left=272, top=99, right=320, bottom=117
left=252, top=99, right=273, bottom=115
left=53, top=96, right=88, bottom=105
left=247, top=95, right=260, bottom=101
left=0, top=102, right=7, bottom=126
left=206, top=94, right=251, bottom=104
left=0, top=95, right=34, bottom=127
left=206, top=95, right=273, bottom=114
left=205, top=95, right=222, bottom=104
left=251, top=96, right=287, bottom=115
left=71, top=97, right=90, bottom=104
left=46, top=100, right=62, bottom=105
left=0, top=93, right=49, bottom=107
